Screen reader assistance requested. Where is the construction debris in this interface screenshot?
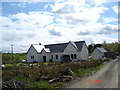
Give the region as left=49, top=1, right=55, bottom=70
left=2, top=80, right=27, bottom=89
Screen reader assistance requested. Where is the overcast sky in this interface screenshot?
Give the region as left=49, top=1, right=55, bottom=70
left=1, top=0, right=119, bottom=53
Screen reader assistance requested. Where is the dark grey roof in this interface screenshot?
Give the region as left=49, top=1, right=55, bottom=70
left=70, top=41, right=78, bottom=49
left=45, top=41, right=85, bottom=53
left=75, top=41, right=85, bottom=51
left=97, top=47, right=107, bottom=53
left=45, top=43, right=68, bottom=53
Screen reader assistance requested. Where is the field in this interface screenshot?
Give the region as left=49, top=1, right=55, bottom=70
left=2, top=53, right=27, bottom=64
left=1, top=53, right=112, bottom=89
left=2, top=60, right=106, bottom=89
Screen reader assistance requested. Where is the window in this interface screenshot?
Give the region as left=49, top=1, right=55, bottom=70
left=51, top=55, right=53, bottom=59
left=56, top=55, right=58, bottom=59
left=31, top=56, right=34, bottom=59
left=74, top=54, right=77, bottom=59
left=71, top=54, right=77, bottom=59
left=71, top=54, right=73, bottom=59
left=43, top=56, right=46, bottom=62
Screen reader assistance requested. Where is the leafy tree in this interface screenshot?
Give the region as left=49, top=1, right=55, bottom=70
left=102, top=41, right=119, bottom=53
left=94, top=44, right=102, bottom=49
left=102, top=41, right=108, bottom=50
left=88, top=44, right=94, bottom=54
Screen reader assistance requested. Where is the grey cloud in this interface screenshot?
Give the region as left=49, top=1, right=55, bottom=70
left=66, top=16, right=87, bottom=25
left=77, top=26, right=118, bottom=36
left=77, top=31, right=91, bottom=35
left=54, top=4, right=75, bottom=14
left=85, top=38, right=93, bottom=44
left=53, top=4, right=88, bottom=25
left=3, top=32, right=23, bottom=41
left=49, top=29, right=62, bottom=37
left=2, top=31, right=36, bottom=53
left=20, top=45, right=29, bottom=48
left=97, top=26, right=117, bottom=35
left=27, top=33, right=36, bottom=38
left=2, top=31, right=36, bottom=42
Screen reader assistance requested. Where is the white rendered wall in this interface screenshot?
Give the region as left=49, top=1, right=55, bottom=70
left=80, top=43, right=89, bottom=60
left=63, top=42, right=79, bottom=61
left=92, top=49, right=101, bottom=60
left=27, top=46, right=39, bottom=62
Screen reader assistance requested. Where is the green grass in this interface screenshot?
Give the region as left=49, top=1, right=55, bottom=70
left=15, top=75, right=28, bottom=82
left=15, top=75, right=64, bottom=89
left=28, top=81, right=53, bottom=89
left=76, top=64, right=103, bottom=76
left=27, top=81, right=64, bottom=89
left=52, top=82, right=64, bottom=88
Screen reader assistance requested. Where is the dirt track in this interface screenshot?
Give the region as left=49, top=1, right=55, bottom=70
left=66, top=58, right=118, bottom=88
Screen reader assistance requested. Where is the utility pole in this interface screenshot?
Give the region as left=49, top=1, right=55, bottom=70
left=11, top=45, right=13, bottom=61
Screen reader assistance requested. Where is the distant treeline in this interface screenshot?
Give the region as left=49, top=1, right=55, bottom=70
left=88, top=41, right=120, bottom=54
left=2, top=53, right=27, bottom=64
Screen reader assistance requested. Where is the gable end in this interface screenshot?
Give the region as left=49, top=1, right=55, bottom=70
left=27, top=45, right=39, bottom=54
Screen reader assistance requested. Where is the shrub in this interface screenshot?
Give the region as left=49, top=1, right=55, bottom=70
left=2, top=70, right=13, bottom=81
left=5, top=64, right=13, bottom=68
left=104, top=58, right=112, bottom=61
left=16, top=63, right=23, bottom=67
left=52, top=82, right=64, bottom=88
left=88, top=59, right=97, bottom=61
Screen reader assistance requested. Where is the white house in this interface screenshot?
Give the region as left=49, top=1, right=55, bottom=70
left=27, top=41, right=89, bottom=62
left=92, top=47, right=107, bottom=60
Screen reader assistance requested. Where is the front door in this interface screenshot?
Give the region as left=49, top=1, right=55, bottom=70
left=43, top=56, right=46, bottom=62
left=62, top=55, right=70, bottom=62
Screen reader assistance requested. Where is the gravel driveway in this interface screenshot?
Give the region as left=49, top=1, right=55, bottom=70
left=65, top=58, right=119, bottom=88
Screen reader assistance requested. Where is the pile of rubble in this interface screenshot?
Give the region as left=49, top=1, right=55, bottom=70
left=2, top=80, right=27, bottom=89
left=48, top=67, right=74, bottom=83
left=2, top=67, right=76, bottom=88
